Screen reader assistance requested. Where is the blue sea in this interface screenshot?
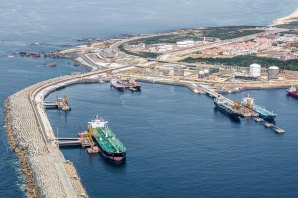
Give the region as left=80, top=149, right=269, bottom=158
left=45, top=84, right=298, bottom=198
left=0, top=0, right=298, bottom=197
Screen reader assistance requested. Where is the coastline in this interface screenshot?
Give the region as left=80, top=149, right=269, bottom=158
left=4, top=100, right=38, bottom=197
left=273, top=8, right=298, bottom=25
left=4, top=9, right=298, bottom=197
left=5, top=77, right=88, bottom=198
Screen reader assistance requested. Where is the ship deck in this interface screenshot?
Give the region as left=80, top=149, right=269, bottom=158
left=92, top=127, right=126, bottom=154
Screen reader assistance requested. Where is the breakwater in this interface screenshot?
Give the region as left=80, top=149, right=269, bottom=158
left=5, top=76, right=87, bottom=198
left=3, top=64, right=130, bottom=197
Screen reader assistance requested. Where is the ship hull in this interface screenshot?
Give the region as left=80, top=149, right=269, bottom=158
left=254, top=105, right=276, bottom=122
left=111, top=84, right=124, bottom=91
left=134, top=85, right=141, bottom=91
left=100, top=150, right=126, bottom=162
left=93, top=137, right=126, bottom=162
left=287, top=90, right=298, bottom=99
left=214, top=102, right=241, bottom=120
left=257, top=114, right=276, bottom=122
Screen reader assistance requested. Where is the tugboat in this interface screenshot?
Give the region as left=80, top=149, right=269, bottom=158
left=242, top=94, right=277, bottom=121
left=287, top=85, right=298, bottom=99
left=110, top=79, right=125, bottom=91
left=214, top=98, right=242, bottom=120
left=123, top=79, right=141, bottom=92
left=88, top=116, right=126, bottom=161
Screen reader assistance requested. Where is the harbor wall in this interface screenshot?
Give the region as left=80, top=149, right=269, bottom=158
left=5, top=76, right=88, bottom=198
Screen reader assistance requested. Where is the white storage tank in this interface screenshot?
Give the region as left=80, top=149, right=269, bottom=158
left=174, top=65, right=184, bottom=76
left=249, top=64, right=261, bottom=77
left=204, top=69, right=210, bottom=76
left=198, top=70, right=205, bottom=78
left=268, top=66, right=279, bottom=80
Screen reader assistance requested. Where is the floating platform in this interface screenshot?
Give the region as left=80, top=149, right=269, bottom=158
left=45, top=95, right=71, bottom=111
left=263, top=122, right=274, bottom=128
left=275, top=128, right=285, bottom=134
left=254, top=117, right=263, bottom=122
left=87, top=146, right=100, bottom=154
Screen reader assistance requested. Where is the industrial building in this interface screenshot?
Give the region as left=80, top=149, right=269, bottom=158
left=176, top=40, right=195, bottom=48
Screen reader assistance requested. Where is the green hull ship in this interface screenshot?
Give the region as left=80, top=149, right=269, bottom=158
left=89, top=116, right=126, bottom=161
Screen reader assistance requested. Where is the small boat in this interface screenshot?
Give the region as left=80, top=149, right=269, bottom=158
left=110, top=79, right=125, bottom=91
left=287, top=85, right=298, bottom=99
left=47, top=62, right=57, bottom=67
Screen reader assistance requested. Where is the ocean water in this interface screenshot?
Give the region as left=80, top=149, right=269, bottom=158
left=46, top=84, right=298, bottom=197
left=1, top=0, right=298, bottom=197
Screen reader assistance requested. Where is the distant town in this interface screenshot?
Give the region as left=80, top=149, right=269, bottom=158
left=55, top=10, right=298, bottom=95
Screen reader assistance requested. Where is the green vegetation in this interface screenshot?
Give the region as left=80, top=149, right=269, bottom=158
left=128, top=26, right=264, bottom=45
left=277, top=21, right=298, bottom=29
left=283, top=30, right=298, bottom=36
left=200, top=26, right=264, bottom=40
left=118, top=44, right=160, bottom=59
left=129, top=33, right=203, bottom=45
left=180, top=55, right=298, bottom=71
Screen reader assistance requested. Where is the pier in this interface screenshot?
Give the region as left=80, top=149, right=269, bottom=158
left=198, top=84, right=257, bottom=117
left=254, top=118, right=286, bottom=134
left=199, top=84, right=285, bottom=133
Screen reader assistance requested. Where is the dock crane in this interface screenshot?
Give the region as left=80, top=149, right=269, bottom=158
left=86, top=125, right=99, bottom=153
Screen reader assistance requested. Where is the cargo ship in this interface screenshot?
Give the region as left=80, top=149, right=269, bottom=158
left=287, top=85, right=298, bottom=99
left=214, top=98, right=242, bottom=120
left=241, top=95, right=277, bottom=121
left=88, top=116, right=126, bottom=161
left=110, top=79, right=125, bottom=91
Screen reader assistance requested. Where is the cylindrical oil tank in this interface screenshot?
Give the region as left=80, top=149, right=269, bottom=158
left=268, top=66, right=279, bottom=80
left=174, top=65, right=184, bottom=76
left=249, top=64, right=261, bottom=77
left=204, top=69, right=209, bottom=76
left=198, top=70, right=205, bottom=78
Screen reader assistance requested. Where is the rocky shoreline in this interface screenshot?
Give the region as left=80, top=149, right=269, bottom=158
left=4, top=100, right=38, bottom=197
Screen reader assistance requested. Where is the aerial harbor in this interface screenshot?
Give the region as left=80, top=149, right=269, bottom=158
left=1, top=1, right=298, bottom=198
